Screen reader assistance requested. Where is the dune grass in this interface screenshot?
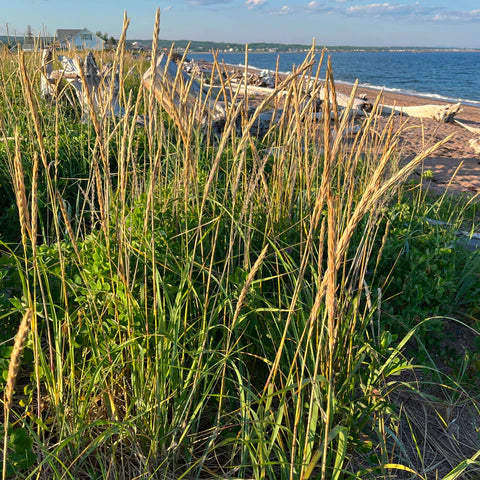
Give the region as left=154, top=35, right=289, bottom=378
left=0, top=14, right=479, bottom=479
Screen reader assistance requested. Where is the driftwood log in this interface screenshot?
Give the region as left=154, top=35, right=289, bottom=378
left=41, top=49, right=123, bottom=121
left=318, top=87, right=371, bottom=115
left=143, top=53, right=287, bottom=139
left=380, top=102, right=462, bottom=123
left=454, top=120, right=480, bottom=135
left=142, top=53, right=227, bottom=141
left=227, top=81, right=371, bottom=117
left=40, top=48, right=56, bottom=100
left=469, top=138, right=480, bottom=155
left=452, top=120, right=480, bottom=155
left=59, top=53, right=122, bottom=121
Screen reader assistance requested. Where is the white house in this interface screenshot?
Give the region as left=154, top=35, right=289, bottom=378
left=54, top=28, right=105, bottom=50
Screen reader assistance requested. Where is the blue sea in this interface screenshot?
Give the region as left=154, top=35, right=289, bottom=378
left=189, top=51, right=480, bottom=106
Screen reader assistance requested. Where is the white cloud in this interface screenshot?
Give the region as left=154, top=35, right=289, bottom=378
left=347, top=3, right=409, bottom=15
left=345, top=2, right=436, bottom=18
left=342, top=3, right=480, bottom=23
left=269, top=5, right=295, bottom=15
left=246, top=0, right=267, bottom=8
left=306, top=1, right=336, bottom=13
left=252, top=1, right=480, bottom=24
left=432, top=9, right=480, bottom=23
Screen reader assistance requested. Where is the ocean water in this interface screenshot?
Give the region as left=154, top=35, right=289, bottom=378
left=189, top=51, right=480, bottom=106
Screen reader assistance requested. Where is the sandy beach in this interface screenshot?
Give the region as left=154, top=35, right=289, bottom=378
left=333, top=83, right=480, bottom=196
left=211, top=60, right=480, bottom=197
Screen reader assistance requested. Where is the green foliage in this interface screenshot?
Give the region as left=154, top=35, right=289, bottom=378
left=374, top=197, right=480, bottom=346
left=0, top=427, right=36, bottom=477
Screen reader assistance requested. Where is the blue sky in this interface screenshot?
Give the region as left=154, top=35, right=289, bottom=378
left=2, top=0, right=480, bottom=47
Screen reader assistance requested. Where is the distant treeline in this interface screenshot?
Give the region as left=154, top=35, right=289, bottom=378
left=1, top=35, right=478, bottom=53
left=130, top=39, right=480, bottom=53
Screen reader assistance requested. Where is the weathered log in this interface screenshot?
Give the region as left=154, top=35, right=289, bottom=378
left=41, top=49, right=123, bottom=121
left=318, top=87, right=371, bottom=114
left=229, top=82, right=288, bottom=96
left=59, top=52, right=123, bottom=121
left=454, top=119, right=480, bottom=135
left=380, top=102, right=462, bottom=123
left=142, top=53, right=226, bottom=140
left=40, top=48, right=56, bottom=100
left=469, top=138, right=480, bottom=155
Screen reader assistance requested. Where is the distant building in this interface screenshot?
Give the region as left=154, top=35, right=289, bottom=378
left=54, top=28, right=104, bottom=50
left=129, top=41, right=150, bottom=53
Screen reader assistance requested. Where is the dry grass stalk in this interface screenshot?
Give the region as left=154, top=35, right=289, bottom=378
left=56, top=191, right=81, bottom=261
left=18, top=51, right=48, bottom=170
left=30, top=152, right=39, bottom=249
left=13, top=132, right=31, bottom=245
left=231, top=244, right=269, bottom=329
left=3, top=309, right=34, bottom=411
left=2, top=309, right=33, bottom=480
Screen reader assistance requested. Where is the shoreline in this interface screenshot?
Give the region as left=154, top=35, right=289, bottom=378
left=210, top=60, right=480, bottom=196
left=328, top=83, right=480, bottom=196
left=214, top=60, right=480, bottom=111
left=189, top=53, right=480, bottom=107
left=323, top=82, right=480, bottom=196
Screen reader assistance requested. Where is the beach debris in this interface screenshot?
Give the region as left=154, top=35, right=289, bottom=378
left=380, top=102, right=462, bottom=123
left=469, top=138, right=480, bottom=156
left=40, top=49, right=123, bottom=122
left=229, top=82, right=288, bottom=97
left=319, top=87, right=372, bottom=115
left=331, top=125, right=361, bottom=140
left=257, top=70, right=275, bottom=88
left=60, top=53, right=123, bottom=121
left=40, top=48, right=56, bottom=100
left=226, top=69, right=276, bottom=88
left=225, top=80, right=369, bottom=118
left=183, top=59, right=211, bottom=76
left=143, top=52, right=227, bottom=141
left=143, top=53, right=296, bottom=139
left=454, top=119, right=480, bottom=135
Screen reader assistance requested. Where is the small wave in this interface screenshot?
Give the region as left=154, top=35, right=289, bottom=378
left=334, top=80, right=480, bottom=107
left=192, top=55, right=480, bottom=107
left=243, top=63, right=480, bottom=106
left=359, top=83, right=480, bottom=107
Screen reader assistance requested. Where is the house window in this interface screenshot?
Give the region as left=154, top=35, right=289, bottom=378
left=81, top=34, right=92, bottom=41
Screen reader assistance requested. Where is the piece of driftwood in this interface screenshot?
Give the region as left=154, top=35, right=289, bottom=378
left=59, top=52, right=123, bottom=121
left=469, top=138, right=480, bottom=155
left=318, top=87, right=371, bottom=114
left=227, top=82, right=369, bottom=116
left=381, top=102, right=462, bottom=123
left=229, top=82, right=288, bottom=97
left=454, top=119, right=480, bottom=135
left=41, top=49, right=122, bottom=121
left=143, top=53, right=227, bottom=140
left=40, top=48, right=56, bottom=100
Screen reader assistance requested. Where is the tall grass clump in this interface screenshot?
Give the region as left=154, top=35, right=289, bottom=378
left=0, top=13, right=479, bottom=479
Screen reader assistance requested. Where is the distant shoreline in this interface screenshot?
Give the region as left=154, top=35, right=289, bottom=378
left=188, top=48, right=480, bottom=54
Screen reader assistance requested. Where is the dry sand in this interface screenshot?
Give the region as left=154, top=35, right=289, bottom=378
left=206, top=60, right=480, bottom=197
left=334, top=83, right=480, bottom=197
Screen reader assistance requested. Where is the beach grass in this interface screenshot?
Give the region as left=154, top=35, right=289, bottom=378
left=0, top=16, right=479, bottom=479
